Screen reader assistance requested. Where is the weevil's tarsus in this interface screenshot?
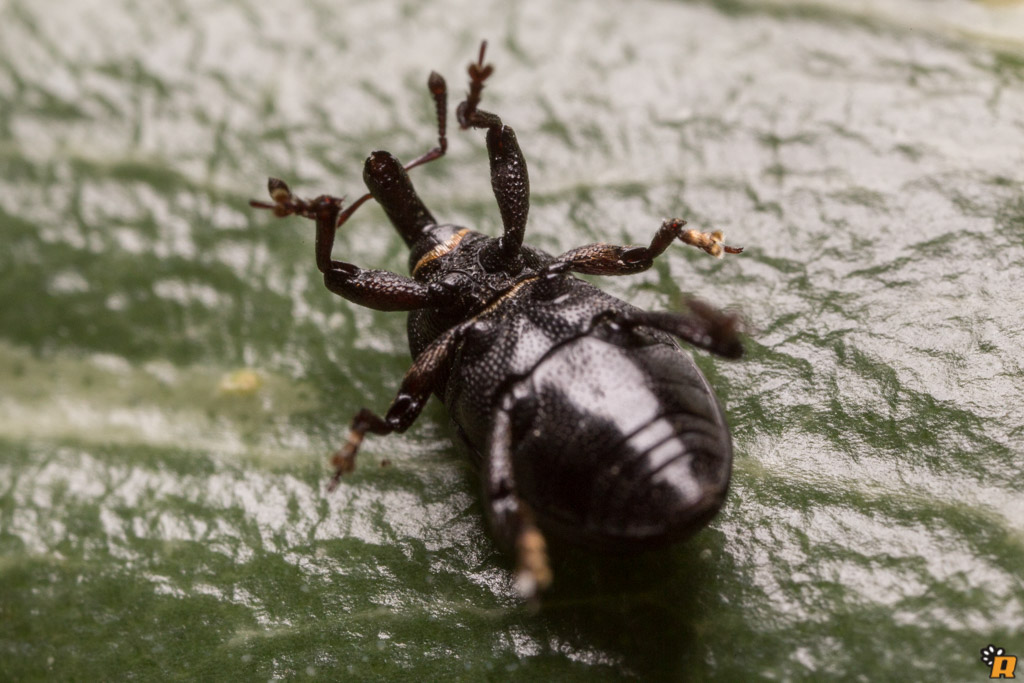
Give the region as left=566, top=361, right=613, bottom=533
left=682, top=299, right=745, bottom=358
left=249, top=178, right=346, bottom=223
left=457, top=40, right=494, bottom=130
left=555, top=219, right=743, bottom=275
left=514, top=505, right=553, bottom=602
left=328, top=411, right=382, bottom=490
left=678, top=226, right=744, bottom=258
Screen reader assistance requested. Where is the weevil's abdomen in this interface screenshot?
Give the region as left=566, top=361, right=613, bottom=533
left=435, top=276, right=732, bottom=553
left=506, top=334, right=732, bottom=551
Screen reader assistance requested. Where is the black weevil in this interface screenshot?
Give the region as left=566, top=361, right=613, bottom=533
left=251, top=42, right=743, bottom=597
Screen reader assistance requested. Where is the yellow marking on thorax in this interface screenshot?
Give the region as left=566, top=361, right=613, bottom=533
left=478, top=277, right=537, bottom=316
left=412, top=229, right=470, bottom=277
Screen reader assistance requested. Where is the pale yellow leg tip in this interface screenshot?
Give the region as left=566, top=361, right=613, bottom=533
left=514, top=523, right=553, bottom=600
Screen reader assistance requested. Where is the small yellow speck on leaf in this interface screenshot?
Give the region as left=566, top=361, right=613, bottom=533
left=217, top=369, right=263, bottom=396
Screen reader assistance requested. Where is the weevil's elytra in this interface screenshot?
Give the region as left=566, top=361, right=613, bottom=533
left=250, top=41, right=744, bottom=598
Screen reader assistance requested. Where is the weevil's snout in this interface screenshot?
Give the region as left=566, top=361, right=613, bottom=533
left=363, top=151, right=438, bottom=247
left=363, top=150, right=410, bottom=200
left=364, top=150, right=400, bottom=180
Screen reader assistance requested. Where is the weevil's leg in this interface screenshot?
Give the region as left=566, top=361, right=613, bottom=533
left=328, top=322, right=467, bottom=489
left=251, top=179, right=451, bottom=310
left=339, top=70, right=450, bottom=224
left=288, top=75, right=446, bottom=251
left=403, top=71, right=449, bottom=173
left=252, top=158, right=438, bottom=276
left=250, top=178, right=361, bottom=273
left=323, top=265, right=453, bottom=311
left=555, top=219, right=743, bottom=276
left=596, top=300, right=745, bottom=359
left=250, top=71, right=449, bottom=237
left=485, top=405, right=552, bottom=600
left=484, top=124, right=529, bottom=265
left=457, top=41, right=529, bottom=265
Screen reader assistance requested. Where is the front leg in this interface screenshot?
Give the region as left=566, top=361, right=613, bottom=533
left=251, top=178, right=450, bottom=311
left=250, top=177, right=360, bottom=274
left=556, top=218, right=743, bottom=276
left=457, top=42, right=529, bottom=267
left=250, top=68, right=451, bottom=258
left=322, top=264, right=450, bottom=311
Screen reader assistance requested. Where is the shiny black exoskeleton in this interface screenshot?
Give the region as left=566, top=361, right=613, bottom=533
left=251, top=43, right=744, bottom=596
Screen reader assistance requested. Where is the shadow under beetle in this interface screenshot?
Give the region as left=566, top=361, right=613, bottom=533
left=252, top=42, right=744, bottom=598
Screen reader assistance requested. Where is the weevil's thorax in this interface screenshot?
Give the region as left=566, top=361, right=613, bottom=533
left=406, top=224, right=555, bottom=356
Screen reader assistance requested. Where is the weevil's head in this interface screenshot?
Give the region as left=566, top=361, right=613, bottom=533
left=363, top=149, right=550, bottom=315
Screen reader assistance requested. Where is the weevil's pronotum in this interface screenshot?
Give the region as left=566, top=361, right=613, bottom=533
left=251, top=43, right=743, bottom=597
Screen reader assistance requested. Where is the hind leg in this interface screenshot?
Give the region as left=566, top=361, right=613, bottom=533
left=485, top=406, right=552, bottom=600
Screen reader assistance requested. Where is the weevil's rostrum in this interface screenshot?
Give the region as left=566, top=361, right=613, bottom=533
left=251, top=42, right=744, bottom=597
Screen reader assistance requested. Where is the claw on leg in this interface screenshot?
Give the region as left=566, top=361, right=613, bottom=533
left=326, top=408, right=393, bottom=492
left=327, top=432, right=362, bottom=492
left=457, top=40, right=496, bottom=129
